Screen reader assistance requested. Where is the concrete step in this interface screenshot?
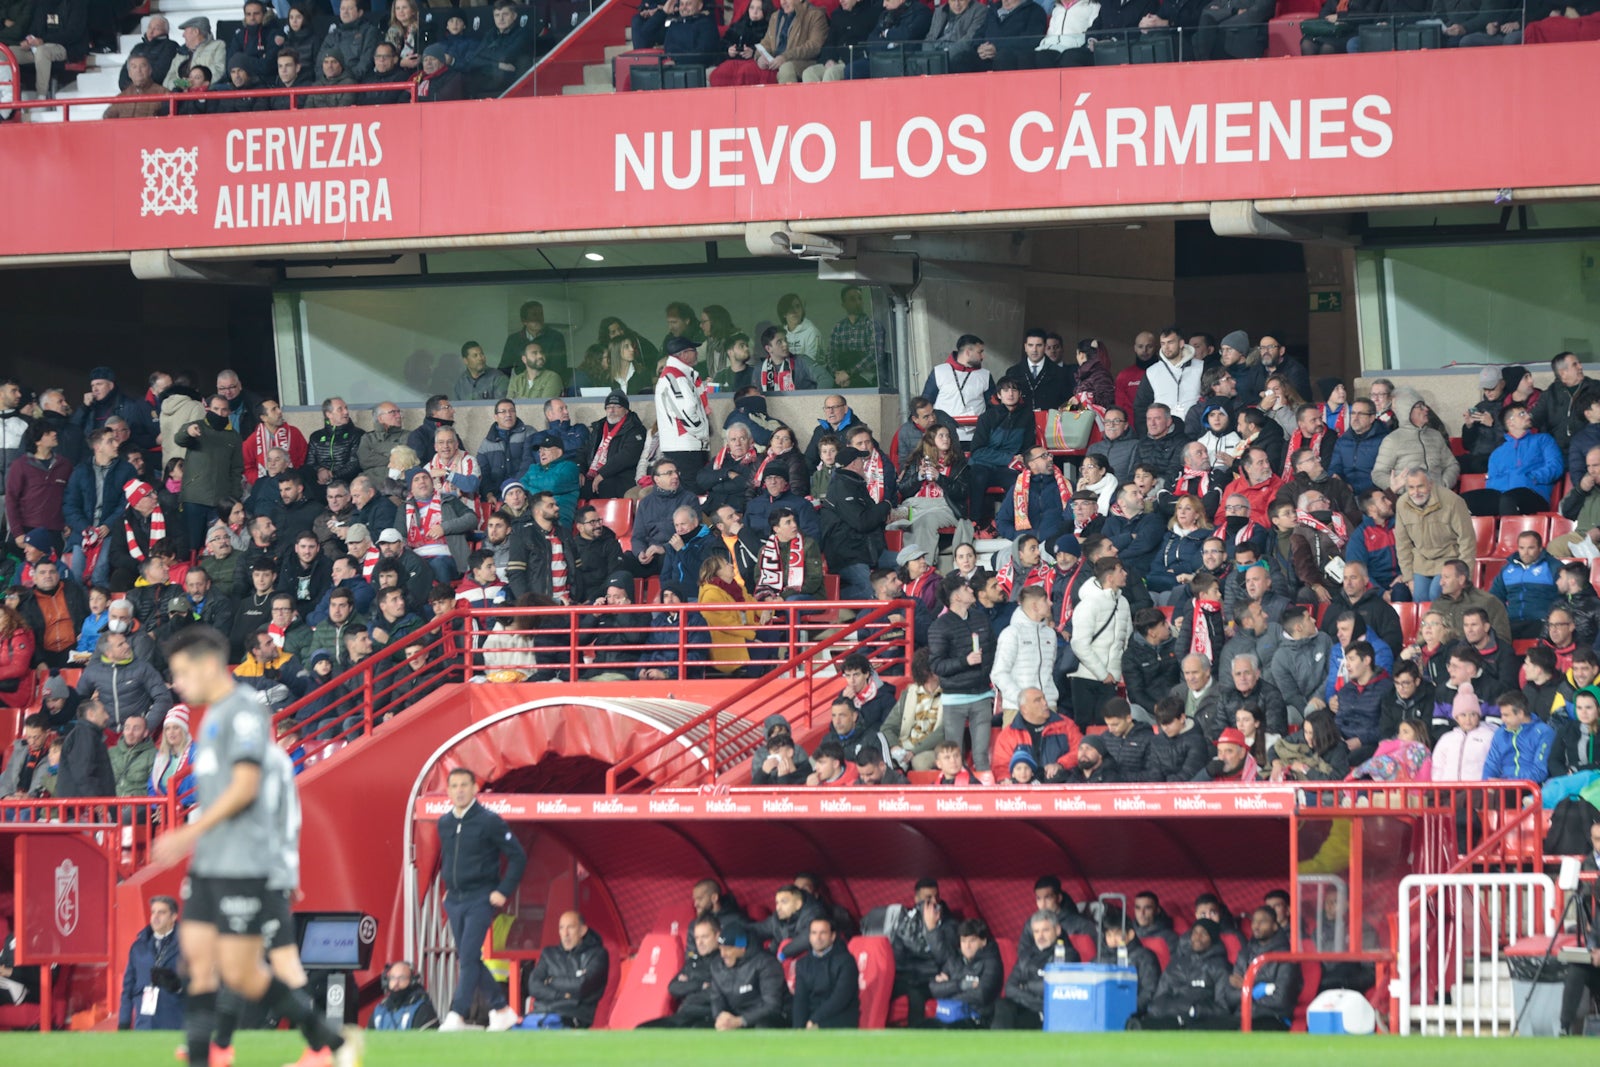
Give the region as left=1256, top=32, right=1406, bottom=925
left=561, top=82, right=614, bottom=95
left=1450, top=982, right=1515, bottom=1010
left=603, top=43, right=631, bottom=60
left=582, top=61, right=611, bottom=86
left=74, top=69, right=124, bottom=96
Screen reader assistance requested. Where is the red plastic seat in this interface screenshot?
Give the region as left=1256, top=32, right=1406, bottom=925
left=1393, top=601, right=1423, bottom=645
left=850, top=936, right=897, bottom=1029
left=906, top=770, right=939, bottom=785
left=1458, top=473, right=1488, bottom=494
left=997, top=935, right=1018, bottom=978
left=1549, top=514, right=1576, bottom=540
left=1478, top=559, right=1506, bottom=589
left=592, top=498, right=635, bottom=545
left=1220, top=931, right=1242, bottom=966
left=1143, top=935, right=1171, bottom=972
left=1471, top=515, right=1496, bottom=558
left=1493, top=515, right=1547, bottom=557
left=1512, top=639, right=1538, bottom=654
left=1069, top=933, right=1096, bottom=963
left=885, top=530, right=905, bottom=553
left=603, top=933, right=683, bottom=1031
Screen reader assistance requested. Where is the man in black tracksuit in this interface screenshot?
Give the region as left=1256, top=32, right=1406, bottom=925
left=526, top=912, right=609, bottom=1028
left=708, top=922, right=789, bottom=1029
left=437, top=768, right=528, bottom=1030
left=1151, top=699, right=1211, bottom=782
left=891, top=879, right=959, bottom=1026
left=792, top=915, right=859, bottom=1028
left=1217, top=908, right=1299, bottom=1031
left=752, top=886, right=828, bottom=959
left=639, top=916, right=721, bottom=1028
left=991, top=911, right=1071, bottom=1029
left=1139, top=919, right=1232, bottom=1029
left=1097, top=917, right=1162, bottom=1016
left=927, top=919, right=1004, bottom=1029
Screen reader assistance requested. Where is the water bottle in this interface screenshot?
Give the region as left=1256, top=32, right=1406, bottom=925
left=1053, top=941, right=1066, bottom=965
left=1117, top=944, right=1128, bottom=968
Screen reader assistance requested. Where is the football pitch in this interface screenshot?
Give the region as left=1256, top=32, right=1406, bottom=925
left=0, top=1030, right=1565, bottom=1066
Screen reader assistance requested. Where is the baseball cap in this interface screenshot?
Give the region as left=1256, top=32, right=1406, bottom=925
left=344, top=522, right=371, bottom=543
left=1478, top=367, right=1502, bottom=388
left=1216, top=727, right=1248, bottom=749
left=378, top=528, right=405, bottom=544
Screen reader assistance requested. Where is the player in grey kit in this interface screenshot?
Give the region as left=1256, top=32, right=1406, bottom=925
left=152, top=625, right=362, bottom=1067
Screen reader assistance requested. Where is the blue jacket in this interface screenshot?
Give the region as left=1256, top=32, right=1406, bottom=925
left=63, top=457, right=137, bottom=535
left=369, top=985, right=439, bottom=1031
left=521, top=459, right=581, bottom=527
left=1329, top=424, right=1391, bottom=494
left=546, top=420, right=592, bottom=467
left=1490, top=551, right=1561, bottom=624
left=639, top=609, right=711, bottom=679
left=662, top=525, right=716, bottom=593
left=307, top=576, right=375, bottom=627
left=1345, top=517, right=1400, bottom=590
left=1147, top=526, right=1211, bottom=594
left=1487, top=431, right=1563, bottom=498
left=76, top=610, right=109, bottom=654
left=1324, top=633, right=1395, bottom=700
left=1330, top=669, right=1393, bottom=750
left=662, top=9, right=719, bottom=56
left=120, top=925, right=184, bottom=1030
left=476, top=419, right=533, bottom=492
left=996, top=472, right=1068, bottom=543
left=1483, top=718, right=1556, bottom=784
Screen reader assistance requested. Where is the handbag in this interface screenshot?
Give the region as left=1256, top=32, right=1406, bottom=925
left=1045, top=408, right=1095, bottom=451
left=1055, top=601, right=1118, bottom=676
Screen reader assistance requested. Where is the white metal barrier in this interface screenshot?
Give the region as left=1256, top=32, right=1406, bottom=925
left=1396, top=873, right=1559, bottom=1036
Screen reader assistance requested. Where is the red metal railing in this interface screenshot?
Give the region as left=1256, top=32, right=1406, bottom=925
left=256, top=599, right=914, bottom=779
left=2, top=78, right=417, bottom=121
left=0, top=796, right=176, bottom=877
left=603, top=599, right=914, bottom=793
left=1238, top=951, right=1395, bottom=1033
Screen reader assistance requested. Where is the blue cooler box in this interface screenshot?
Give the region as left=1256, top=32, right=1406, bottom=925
left=1043, top=963, right=1139, bottom=1032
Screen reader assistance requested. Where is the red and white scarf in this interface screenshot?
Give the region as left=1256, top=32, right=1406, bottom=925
left=250, top=423, right=292, bottom=480
left=549, top=536, right=568, bottom=602
left=1014, top=466, right=1072, bottom=531
left=713, top=444, right=757, bottom=472
left=757, top=534, right=807, bottom=595
left=1056, top=559, right=1086, bottom=630
left=429, top=452, right=477, bottom=492
left=759, top=359, right=797, bottom=392
left=1295, top=509, right=1349, bottom=550
left=753, top=448, right=790, bottom=484
left=588, top=418, right=627, bottom=476
left=405, top=496, right=443, bottom=548
left=1283, top=428, right=1326, bottom=476
left=849, top=673, right=883, bottom=712
left=864, top=450, right=886, bottom=504
left=916, top=456, right=953, bottom=499
left=361, top=544, right=380, bottom=579
left=123, top=480, right=165, bottom=562
left=268, top=621, right=287, bottom=649
left=1190, top=597, right=1221, bottom=661
left=996, top=559, right=1054, bottom=599
left=1322, top=403, right=1348, bottom=435
left=660, top=361, right=712, bottom=435
left=1177, top=467, right=1213, bottom=497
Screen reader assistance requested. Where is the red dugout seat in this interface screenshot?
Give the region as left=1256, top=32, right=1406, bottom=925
left=1069, top=933, right=1096, bottom=963
left=850, top=935, right=896, bottom=1029
left=1220, top=931, right=1242, bottom=965
left=604, top=933, right=683, bottom=1031
left=1393, top=601, right=1423, bottom=645
left=1290, top=961, right=1322, bottom=1031
left=1143, top=935, right=1171, bottom=972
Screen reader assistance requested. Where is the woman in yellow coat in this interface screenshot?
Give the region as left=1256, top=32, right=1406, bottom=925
left=697, top=554, right=758, bottom=675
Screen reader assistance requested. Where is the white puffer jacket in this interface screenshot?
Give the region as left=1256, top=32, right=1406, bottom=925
left=992, top=609, right=1058, bottom=711
left=1069, top=578, right=1132, bottom=682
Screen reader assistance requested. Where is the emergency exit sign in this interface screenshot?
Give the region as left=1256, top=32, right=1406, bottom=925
left=1310, top=291, right=1343, bottom=313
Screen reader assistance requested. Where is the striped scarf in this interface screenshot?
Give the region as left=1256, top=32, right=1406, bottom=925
left=1295, top=509, right=1349, bottom=550
left=588, top=417, right=626, bottom=476
left=757, top=534, right=807, bottom=595
left=759, top=359, right=796, bottom=392
left=863, top=450, right=886, bottom=504
left=250, top=422, right=292, bottom=480
left=123, top=480, right=165, bottom=562
left=405, top=496, right=443, bottom=548
left=1191, top=597, right=1221, bottom=661
left=1284, top=428, right=1326, bottom=476
left=1014, top=467, right=1071, bottom=531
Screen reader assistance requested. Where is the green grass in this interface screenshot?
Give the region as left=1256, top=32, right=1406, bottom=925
left=0, top=1030, right=1564, bottom=1066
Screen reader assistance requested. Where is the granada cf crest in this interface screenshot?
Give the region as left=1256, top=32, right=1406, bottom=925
left=54, top=859, right=80, bottom=936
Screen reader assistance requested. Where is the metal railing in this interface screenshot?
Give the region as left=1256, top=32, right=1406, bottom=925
left=2, top=78, right=418, bottom=121
left=0, top=796, right=177, bottom=877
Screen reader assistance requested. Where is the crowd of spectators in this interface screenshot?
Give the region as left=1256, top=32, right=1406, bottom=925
left=623, top=0, right=1577, bottom=84
left=9, top=0, right=547, bottom=110
left=2, top=324, right=1596, bottom=809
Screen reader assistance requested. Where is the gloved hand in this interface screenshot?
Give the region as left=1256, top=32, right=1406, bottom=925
left=1251, top=981, right=1275, bottom=1001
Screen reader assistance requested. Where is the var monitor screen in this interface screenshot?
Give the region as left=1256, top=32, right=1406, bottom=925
left=299, top=918, right=363, bottom=969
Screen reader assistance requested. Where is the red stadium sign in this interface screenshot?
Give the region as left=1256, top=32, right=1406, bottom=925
left=413, top=785, right=1296, bottom=821
left=0, top=44, right=1597, bottom=257
left=13, top=833, right=112, bottom=964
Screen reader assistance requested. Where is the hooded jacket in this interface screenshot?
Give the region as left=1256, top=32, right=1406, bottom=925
left=370, top=982, right=439, bottom=1031
left=1371, top=420, right=1459, bottom=493
left=1147, top=938, right=1230, bottom=1021
left=1483, top=717, right=1556, bottom=784
left=1431, top=721, right=1497, bottom=781
left=55, top=716, right=115, bottom=799
left=749, top=714, right=813, bottom=785
left=991, top=711, right=1082, bottom=780
left=1147, top=525, right=1210, bottom=594
left=174, top=416, right=245, bottom=513
left=709, top=948, right=789, bottom=1027
left=891, top=899, right=958, bottom=979
left=1487, top=431, right=1563, bottom=497
left=819, top=467, right=892, bottom=572
left=527, top=928, right=609, bottom=1025
left=656, top=354, right=712, bottom=454
left=1267, top=629, right=1334, bottom=717
left=752, top=891, right=827, bottom=956
left=307, top=421, right=365, bottom=485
